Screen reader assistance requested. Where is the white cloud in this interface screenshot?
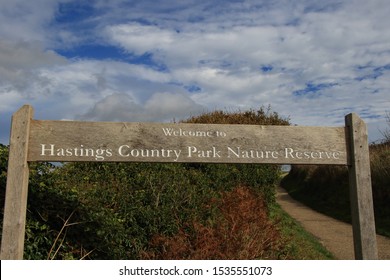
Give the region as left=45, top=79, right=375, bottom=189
left=144, top=92, right=204, bottom=120
left=104, top=24, right=175, bottom=56
left=0, top=0, right=63, bottom=43
left=0, top=88, right=24, bottom=112
left=80, top=93, right=143, bottom=122
left=0, top=42, right=65, bottom=75
left=0, top=0, right=390, bottom=144
left=7, top=58, right=203, bottom=122
left=81, top=91, right=204, bottom=122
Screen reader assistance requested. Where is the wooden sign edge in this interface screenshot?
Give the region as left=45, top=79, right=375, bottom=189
left=27, top=119, right=349, bottom=165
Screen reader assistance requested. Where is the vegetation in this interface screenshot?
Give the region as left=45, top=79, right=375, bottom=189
left=0, top=107, right=332, bottom=259
left=281, top=118, right=390, bottom=237
left=380, top=112, right=390, bottom=141
left=269, top=204, right=334, bottom=260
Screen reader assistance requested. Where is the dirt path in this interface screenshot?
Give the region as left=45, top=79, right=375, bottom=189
left=276, top=186, right=390, bottom=260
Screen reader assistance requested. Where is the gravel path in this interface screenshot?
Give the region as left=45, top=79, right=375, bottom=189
left=276, top=186, right=390, bottom=260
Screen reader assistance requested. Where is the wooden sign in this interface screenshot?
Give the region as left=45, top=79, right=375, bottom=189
left=28, top=120, right=348, bottom=165
left=1, top=105, right=378, bottom=260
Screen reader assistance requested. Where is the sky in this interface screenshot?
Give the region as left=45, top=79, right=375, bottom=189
left=1, top=0, right=390, bottom=144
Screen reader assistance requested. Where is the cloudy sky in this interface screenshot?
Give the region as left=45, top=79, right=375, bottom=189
left=1, top=0, right=389, bottom=144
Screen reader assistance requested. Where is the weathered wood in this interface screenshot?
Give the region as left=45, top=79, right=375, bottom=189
left=0, top=105, right=33, bottom=260
left=28, top=120, right=348, bottom=165
left=345, top=113, right=378, bottom=259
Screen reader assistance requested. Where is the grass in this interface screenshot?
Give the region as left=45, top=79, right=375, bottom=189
left=269, top=203, right=334, bottom=260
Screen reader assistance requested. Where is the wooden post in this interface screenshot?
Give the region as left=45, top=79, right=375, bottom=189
left=345, top=113, right=378, bottom=259
left=0, top=105, right=33, bottom=260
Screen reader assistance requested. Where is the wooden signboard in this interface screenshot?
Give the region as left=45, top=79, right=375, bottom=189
left=1, top=105, right=378, bottom=259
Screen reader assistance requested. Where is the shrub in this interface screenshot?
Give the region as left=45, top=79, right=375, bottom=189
left=141, top=186, right=285, bottom=259
left=184, top=106, right=289, bottom=126
left=370, top=143, right=390, bottom=218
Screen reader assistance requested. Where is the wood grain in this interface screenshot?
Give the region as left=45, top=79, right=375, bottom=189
left=0, top=105, right=33, bottom=260
left=28, top=120, right=348, bottom=165
left=345, top=113, right=378, bottom=259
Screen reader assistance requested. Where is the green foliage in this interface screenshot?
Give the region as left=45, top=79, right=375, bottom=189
left=269, top=204, right=334, bottom=260
left=281, top=165, right=351, bottom=221
left=0, top=106, right=297, bottom=259
left=0, top=144, right=8, bottom=243
left=0, top=144, right=8, bottom=203
left=47, top=160, right=282, bottom=259
left=281, top=142, right=390, bottom=237
left=369, top=143, right=390, bottom=232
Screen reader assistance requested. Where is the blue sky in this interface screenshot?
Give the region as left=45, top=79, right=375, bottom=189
left=1, top=0, right=389, bottom=143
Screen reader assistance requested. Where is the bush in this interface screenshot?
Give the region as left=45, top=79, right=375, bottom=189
left=184, top=106, right=289, bottom=126
left=370, top=143, right=390, bottom=218
left=141, top=186, right=285, bottom=259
